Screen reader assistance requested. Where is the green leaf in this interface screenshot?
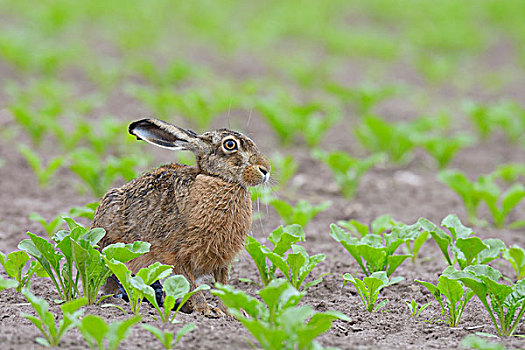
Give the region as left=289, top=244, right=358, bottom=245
left=1, top=250, right=29, bottom=280
left=142, top=324, right=165, bottom=344
left=266, top=252, right=291, bottom=281
left=445, top=269, right=487, bottom=301
left=268, top=199, right=293, bottom=224
left=245, top=236, right=270, bottom=285
left=336, top=219, right=369, bottom=237
left=455, top=237, right=488, bottom=268
left=425, top=226, right=452, bottom=265
left=441, top=214, right=473, bottom=240
left=212, top=283, right=264, bottom=319
left=357, top=244, right=386, bottom=273
left=102, top=241, right=151, bottom=263
left=82, top=228, right=106, bottom=247
left=415, top=279, right=441, bottom=299
left=107, top=315, right=142, bottom=350
left=269, top=225, right=305, bottom=256
left=163, top=275, right=191, bottom=297
left=0, top=276, right=19, bottom=291
left=386, top=254, right=411, bottom=277
left=505, top=246, right=525, bottom=279
left=297, top=310, right=347, bottom=349
left=371, top=214, right=397, bottom=235
left=477, top=239, right=505, bottom=265
left=461, top=335, right=506, bottom=350
left=174, top=323, right=195, bottom=345
left=60, top=297, right=88, bottom=314
left=437, top=275, right=464, bottom=307
left=501, top=184, right=525, bottom=220
left=136, top=262, right=172, bottom=285
left=364, top=272, right=388, bottom=296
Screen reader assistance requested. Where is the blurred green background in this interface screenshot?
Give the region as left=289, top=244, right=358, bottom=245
left=1, top=0, right=525, bottom=197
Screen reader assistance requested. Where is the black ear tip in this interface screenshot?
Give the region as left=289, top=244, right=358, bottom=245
left=128, top=119, right=151, bottom=138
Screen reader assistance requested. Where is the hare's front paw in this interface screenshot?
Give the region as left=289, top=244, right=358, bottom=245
left=195, top=303, right=226, bottom=318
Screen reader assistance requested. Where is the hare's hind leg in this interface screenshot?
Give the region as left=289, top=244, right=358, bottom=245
left=182, top=267, right=225, bottom=318
left=213, top=267, right=229, bottom=314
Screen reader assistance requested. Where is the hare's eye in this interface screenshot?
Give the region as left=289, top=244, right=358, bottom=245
left=223, top=139, right=238, bottom=152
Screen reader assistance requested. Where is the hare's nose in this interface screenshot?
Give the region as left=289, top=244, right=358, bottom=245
left=258, top=166, right=268, bottom=176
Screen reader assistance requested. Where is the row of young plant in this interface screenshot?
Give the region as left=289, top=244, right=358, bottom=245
left=0, top=217, right=351, bottom=349
left=1, top=205, right=524, bottom=349
left=10, top=98, right=525, bottom=232
left=2, top=1, right=525, bottom=89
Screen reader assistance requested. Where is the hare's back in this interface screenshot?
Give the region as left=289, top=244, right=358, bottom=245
left=93, top=163, right=199, bottom=248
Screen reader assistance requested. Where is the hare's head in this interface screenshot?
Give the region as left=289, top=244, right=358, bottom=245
left=129, top=119, right=270, bottom=187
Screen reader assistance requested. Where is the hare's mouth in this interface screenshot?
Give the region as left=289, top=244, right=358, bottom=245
left=242, top=165, right=270, bottom=187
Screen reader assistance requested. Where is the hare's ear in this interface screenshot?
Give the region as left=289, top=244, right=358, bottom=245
left=129, top=119, right=202, bottom=152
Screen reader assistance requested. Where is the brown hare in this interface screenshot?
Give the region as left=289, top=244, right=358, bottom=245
left=92, top=118, right=270, bottom=317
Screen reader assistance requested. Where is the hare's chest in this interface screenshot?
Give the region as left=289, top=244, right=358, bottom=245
left=182, top=175, right=252, bottom=264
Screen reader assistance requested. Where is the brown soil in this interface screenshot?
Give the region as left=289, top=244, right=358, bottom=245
left=1, top=50, right=525, bottom=350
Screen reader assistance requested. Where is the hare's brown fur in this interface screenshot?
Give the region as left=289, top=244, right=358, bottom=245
left=92, top=119, right=269, bottom=316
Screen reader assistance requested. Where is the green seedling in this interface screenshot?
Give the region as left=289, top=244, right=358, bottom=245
left=313, top=150, right=384, bottom=198
left=8, top=102, right=60, bottom=145
left=6, top=78, right=98, bottom=146
left=103, top=259, right=172, bottom=314
left=330, top=224, right=412, bottom=276
left=19, top=145, right=66, bottom=187
left=29, top=213, right=65, bottom=238
left=86, top=118, right=135, bottom=156
left=493, top=163, right=525, bottom=184
left=77, top=314, right=142, bottom=350
left=465, top=100, right=525, bottom=143
left=504, top=245, right=525, bottom=280
left=128, top=57, right=199, bottom=87
left=19, top=218, right=150, bottom=303
left=405, top=299, right=431, bottom=319
left=69, top=202, right=100, bottom=221
left=67, top=231, right=150, bottom=305
left=250, top=186, right=276, bottom=205
left=256, top=94, right=340, bottom=147
left=59, top=117, right=137, bottom=156
left=445, top=265, right=525, bottom=336
left=343, top=271, right=403, bottom=312
left=127, top=83, right=239, bottom=129
left=0, top=250, right=45, bottom=292
left=269, top=153, right=298, bottom=189
left=396, top=223, right=430, bottom=264
left=0, top=276, right=19, bottom=291
left=213, top=279, right=350, bottom=350
left=415, top=270, right=474, bottom=327
left=21, top=289, right=86, bottom=347
left=354, top=115, right=417, bottom=164
left=336, top=214, right=400, bottom=238
left=144, top=275, right=209, bottom=323
left=268, top=199, right=331, bottom=227
left=69, top=148, right=145, bottom=197
left=413, top=133, right=472, bottom=169
left=142, top=323, right=196, bottom=349
left=335, top=216, right=428, bottom=263
left=438, top=170, right=482, bottom=225
left=19, top=231, right=77, bottom=301
left=325, top=82, right=401, bottom=115
left=414, top=54, right=459, bottom=83
left=419, top=215, right=506, bottom=269
left=441, top=168, right=525, bottom=228
left=478, top=178, right=525, bottom=229
left=245, top=225, right=326, bottom=290
left=461, top=335, right=507, bottom=350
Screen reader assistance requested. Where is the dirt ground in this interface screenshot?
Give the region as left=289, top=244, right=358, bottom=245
left=1, top=48, right=525, bottom=350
